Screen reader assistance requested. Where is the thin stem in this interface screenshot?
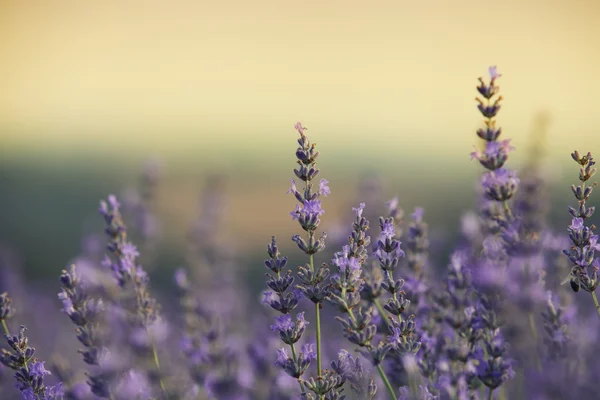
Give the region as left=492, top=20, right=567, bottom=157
left=151, top=343, right=168, bottom=395
left=488, top=387, right=494, bottom=400
left=502, top=200, right=513, bottom=221
left=309, top=251, right=322, bottom=377
left=528, top=313, right=542, bottom=371
left=290, top=344, right=307, bottom=393
left=376, top=364, right=398, bottom=400
left=591, top=291, right=600, bottom=318
left=347, top=310, right=396, bottom=400
left=1, top=319, right=9, bottom=336
left=315, top=302, right=322, bottom=376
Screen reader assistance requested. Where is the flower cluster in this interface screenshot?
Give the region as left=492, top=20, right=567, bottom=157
left=563, top=151, right=599, bottom=294
left=290, top=123, right=331, bottom=306
left=175, top=268, right=247, bottom=399
left=472, top=66, right=519, bottom=224
left=57, top=265, right=109, bottom=397
left=262, top=236, right=314, bottom=394
left=98, top=195, right=168, bottom=395
left=5, top=65, right=600, bottom=400
left=1, top=323, right=65, bottom=400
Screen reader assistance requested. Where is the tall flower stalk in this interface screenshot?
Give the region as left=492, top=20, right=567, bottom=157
left=57, top=265, right=111, bottom=398
left=287, top=122, right=330, bottom=381
left=563, top=151, right=600, bottom=317
left=374, top=216, right=422, bottom=397
left=472, top=66, right=518, bottom=229
left=1, top=293, right=65, bottom=399
left=328, top=203, right=390, bottom=399
left=262, top=237, right=311, bottom=394
left=98, top=195, right=168, bottom=396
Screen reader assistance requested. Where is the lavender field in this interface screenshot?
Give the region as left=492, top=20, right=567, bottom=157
left=0, top=65, right=599, bottom=400
left=1, top=2, right=599, bottom=399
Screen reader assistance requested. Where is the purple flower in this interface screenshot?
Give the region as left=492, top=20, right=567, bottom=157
left=352, top=202, right=366, bottom=218
left=411, top=207, right=424, bottom=221
left=318, top=179, right=331, bottom=197
left=300, top=343, right=316, bottom=363
left=289, top=204, right=301, bottom=220
left=270, top=313, right=308, bottom=345
left=174, top=268, right=189, bottom=289
left=347, top=257, right=361, bottom=272
left=489, top=65, right=501, bottom=80
left=57, top=292, right=75, bottom=316
left=480, top=168, right=519, bottom=201
left=303, top=200, right=325, bottom=217
left=30, top=361, right=51, bottom=378
left=108, top=195, right=120, bottom=210
left=286, top=179, right=299, bottom=196
left=570, top=217, right=584, bottom=231
left=294, top=121, right=307, bottom=135
left=379, top=220, right=395, bottom=241
left=289, top=200, right=324, bottom=221
left=590, top=235, right=600, bottom=251
left=386, top=197, right=399, bottom=212
left=116, top=370, right=151, bottom=400
left=262, top=291, right=276, bottom=305
left=130, top=318, right=169, bottom=347
left=471, top=140, right=515, bottom=170
left=275, top=348, right=289, bottom=366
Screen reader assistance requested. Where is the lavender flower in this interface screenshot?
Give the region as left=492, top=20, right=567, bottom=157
left=121, top=158, right=162, bottom=247
left=540, top=291, right=571, bottom=361
left=262, top=237, right=315, bottom=395
left=473, top=66, right=518, bottom=227
left=98, top=195, right=168, bottom=395
left=176, top=268, right=247, bottom=399
left=1, top=325, right=65, bottom=399
left=0, top=292, right=15, bottom=335
left=371, top=216, right=422, bottom=397
left=404, top=208, right=430, bottom=280
left=286, top=122, right=330, bottom=387
left=563, top=151, right=599, bottom=298
left=57, top=265, right=110, bottom=397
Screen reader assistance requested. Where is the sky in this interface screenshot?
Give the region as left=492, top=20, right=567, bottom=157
left=0, top=0, right=598, bottom=167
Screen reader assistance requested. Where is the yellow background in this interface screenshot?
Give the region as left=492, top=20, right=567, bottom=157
left=1, top=0, right=597, bottom=163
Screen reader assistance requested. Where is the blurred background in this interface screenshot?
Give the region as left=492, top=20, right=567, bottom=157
left=0, top=0, right=598, bottom=285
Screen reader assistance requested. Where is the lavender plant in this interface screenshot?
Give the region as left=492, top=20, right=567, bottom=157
left=6, top=64, right=600, bottom=400
left=471, top=66, right=518, bottom=237
left=563, top=151, right=600, bottom=316
left=57, top=265, right=110, bottom=397
left=175, top=268, right=248, bottom=399
left=327, top=203, right=389, bottom=399
left=1, top=292, right=65, bottom=399
left=98, top=195, right=169, bottom=396
left=373, top=216, right=422, bottom=397
left=286, top=123, right=331, bottom=393
left=262, top=237, right=313, bottom=393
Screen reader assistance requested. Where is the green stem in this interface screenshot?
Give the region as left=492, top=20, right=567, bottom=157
left=1, top=319, right=9, bottom=336
left=315, top=302, right=322, bottom=376
left=528, top=313, right=542, bottom=371
left=308, top=251, right=322, bottom=377
left=591, top=291, right=600, bottom=318
left=376, top=364, right=398, bottom=400
left=151, top=342, right=168, bottom=395
left=502, top=200, right=513, bottom=221
left=488, top=387, right=494, bottom=400
left=290, top=344, right=307, bottom=393
left=347, top=310, right=396, bottom=400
